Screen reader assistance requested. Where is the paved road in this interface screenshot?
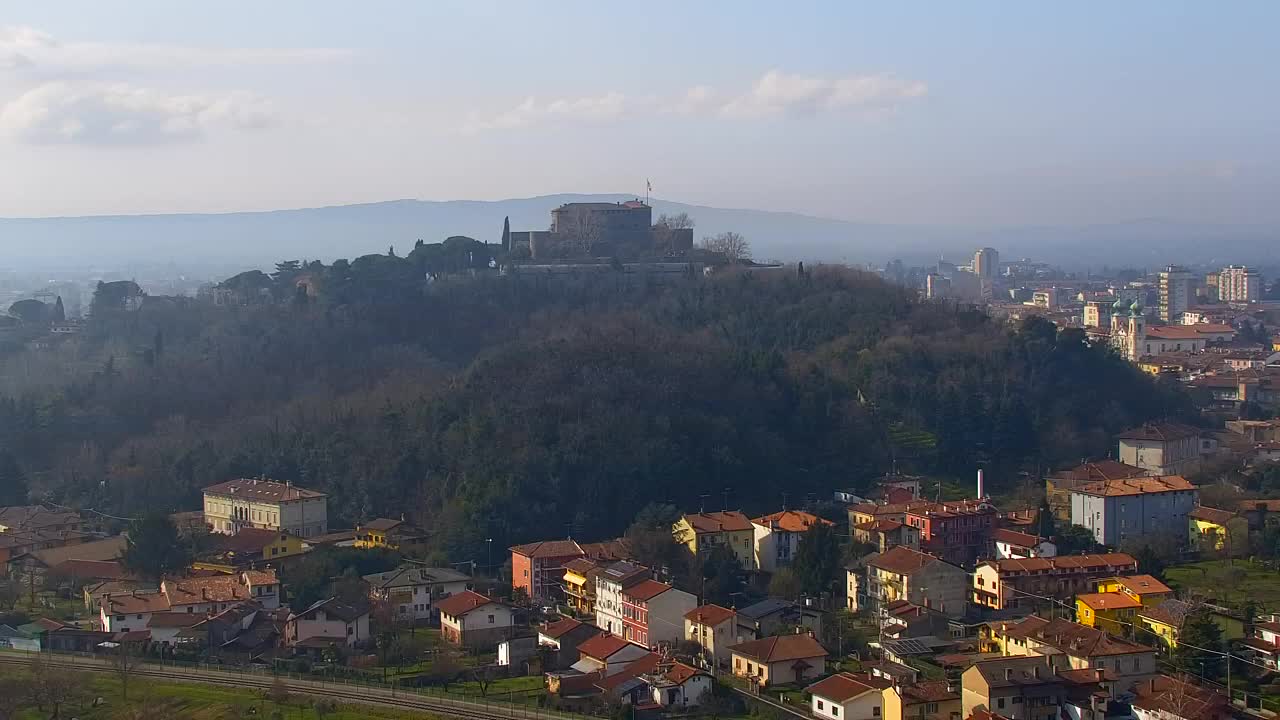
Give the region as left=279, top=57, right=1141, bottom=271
left=0, top=651, right=575, bottom=720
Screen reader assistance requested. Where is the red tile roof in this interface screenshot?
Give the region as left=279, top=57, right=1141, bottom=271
left=682, top=511, right=752, bottom=533
left=103, top=592, right=170, bottom=614
left=540, top=617, right=584, bottom=639
left=1131, top=675, right=1229, bottom=719
left=163, top=575, right=253, bottom=606
left=685, top=604, right=735, bottom=627
left=1188, top=506, right=1237, bottom=526
left=243, top=569, right=279, bottom=586
left=1074, top=476, right=1194, bottom=497
left=509, top=539, right=585, bottom=559
left=1077, top=592, right=1143, bottom=610
left=868, top=546, right=941, bottom=575
left=434, top=590, right=498, bottom=618
left=987, top=553, right=1136, bottom=574
left=1109, top=574, right=1172, bottom=596
left=729, top=633, right=827, bottom=663
left=664, top=662, right=705, bottom=685
left=623, top=579, right=671, bottom=602
left=1051, top=461, right=1149, bottom=483
left=992, top=528, right=1041, bottom=548
left=49, top=559, right=128, bottom=581
left=806, top=672, right=881, bottom=703
left=203, top=478, right=325, bottom=501
left=752, top=510, right=832, bottom=533
left=1117, top=423, right=1202, bottom=442
left=900, top=680, right=959, bottom=703
left=577, top=633, right=633, bottom=660
left=210, top=528, right=287, bottom=554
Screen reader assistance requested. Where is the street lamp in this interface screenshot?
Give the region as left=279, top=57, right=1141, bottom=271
left=485, top=538, right=493, bottom=578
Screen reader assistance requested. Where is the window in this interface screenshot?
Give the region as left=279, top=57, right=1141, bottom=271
left=997, top=699, right=1005, bottom=709
left=116, top=615, right=125, bottom=621
left=832, top=707, right=839, bottom=717
left=1013, top=697, right=1023, bottom=705
left=873, top=708, right=881, bottom=717
left=817, top=700, right=825, bottom=711
left=488, top=614, right=495, bottom=624
left=347, top=625, right=353, bottom=635
left=926, top=704, right=939, bottom=713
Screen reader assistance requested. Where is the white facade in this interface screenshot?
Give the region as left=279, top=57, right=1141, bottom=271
left=1070, top=488, right=1198, bottom=546
left=651, top=674, right=713, bottom=707
left=640, top=587, right=698, bottom=648
left=752, top=523, right=803, bottom=573
left=1219, top=265, right=1262, bottom=303
left=290, top=609, right=369, bottom=647
left=596, top=576, right=627, bottom=636
left=811, top=688, right=881, bottom=720
left=994, top=538, right=1057, bottom=560
left=1159, top=266, right=1192, bottom=323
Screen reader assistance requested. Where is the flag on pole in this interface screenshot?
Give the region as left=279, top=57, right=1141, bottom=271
left=646, top=179, right=652, bottom=192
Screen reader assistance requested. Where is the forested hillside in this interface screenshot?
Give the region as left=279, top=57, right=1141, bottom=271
left=0, top=256, right=1194, bottom=563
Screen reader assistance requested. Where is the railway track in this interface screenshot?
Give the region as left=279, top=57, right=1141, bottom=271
left=0, top=653, right=570, bottom=720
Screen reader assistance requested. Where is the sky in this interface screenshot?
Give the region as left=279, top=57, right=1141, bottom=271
left=0, top=1, right=1277, bottom=226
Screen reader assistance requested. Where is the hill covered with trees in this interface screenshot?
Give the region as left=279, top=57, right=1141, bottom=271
left=0, top=256, right=1194, bottom=563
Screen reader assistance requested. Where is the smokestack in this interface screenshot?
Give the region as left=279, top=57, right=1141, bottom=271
left=977, top=469, right=985, bottom=499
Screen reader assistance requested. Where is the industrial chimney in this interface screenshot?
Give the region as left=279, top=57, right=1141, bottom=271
left=977, top=469, right=985, bottom=499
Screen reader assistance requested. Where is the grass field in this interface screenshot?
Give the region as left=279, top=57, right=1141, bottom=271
left=11, top=671, right=442, bottom=720
left=1165, top=559, right=1280, bottom=610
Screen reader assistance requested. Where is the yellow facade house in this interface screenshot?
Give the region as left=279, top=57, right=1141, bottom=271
left=673, top=511, right=755, bottom=569
left=561, top=558, right=598, bottom=615
left=1076, top=592, right=1142, bottom=636
left=1136, top=599, right=1191, bottom=650
left=1186, top=506, right=1237, bottom=553
left=354, top=517, right=427, bottom=551
left=1094, top=575, right=1173, bottom=607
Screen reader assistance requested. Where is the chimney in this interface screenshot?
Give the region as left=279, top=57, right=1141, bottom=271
left=977, top=469, right=985, bottom=499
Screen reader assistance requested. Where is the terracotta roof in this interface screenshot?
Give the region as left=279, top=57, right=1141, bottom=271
left=27, top=535, right=126, bottom=567
left=623, top=579, right=671, bottom=602
left=905, top=499, right=996, bottom=519
left=986, top=553, right=1136, bottom=575
left=1051, top=461, right=1149, bottom=484
left=868, top=546, right=941, bottom=575
left=664, top=662, right=705, bottom=685
left=577, top=633, right=633, bottom=660
left=103, top=592, right=171, bottom=614
left=729, top=633, right=827, bottom=663
left=1145, top=324, right=1234, bottom=340
left=579, top=539, right=630, bottom=562
left=1188, top=506, right=1237, bottom=526
left=807, top=672, right=881, bottom=703
left=900, top=680, right=959, bottom=703
left=1108, top=574, right=1172, bottom=596
left=1001, top=616, right=1152, bottom=657
left=434, top=590, right=498, bottom=618
left=1138, top=599, right=1192, bottom=628
left=242, top=569, right=279, bottom=586
left=1057, top=667, right=1121, bottom=684
left=540, top=617, right=584, bottom=639
left=685, top=604, right=735, bottom=627
left=1256, top=621, right=1280, bottom=634
left=361, top=518, right=403, bottom=532
left=681, top=511, right=752, bottom=533
left=597, top=653, right=661, bottom=691
left=1131, top=675, right=1229, bottom=719
left=752, top=510, right=833, bottom=533
left=992, top=528, right=1042, bottom=548
left=856, top=519, right=907, bottom=533
left=49, top=559, right=128, bottom=581
left=202, top=478, right=325, bottom=501
left=1117, top=424, right=1202, bottom=442
left=1240, top=499, right=1280, bottom=513
left=208, top=528, right=287, bottom=554
left=563, top=558, right=600, bottom=575
left=1073, top=476, right=1195, bottom=497
left=147, top=612, right=205, bottom=628
left=163, top=575, right=252, bottom=606
left=1077, top=593, right=1142, bottom=611
left=509, top=539, right=585, bottom=559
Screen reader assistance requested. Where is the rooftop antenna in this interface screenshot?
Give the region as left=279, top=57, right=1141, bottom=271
left=645, top=178, right=652, bottom=206
left=781, top=492, right=789, bottom=512
left=699, top=494, right=709, bottom=513
left=722, top=487, right=731, bottom=512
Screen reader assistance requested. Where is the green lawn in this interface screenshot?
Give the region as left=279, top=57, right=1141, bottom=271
left=449, top=675, right=544, bottom=697
left=12, top=672, right=442, bottom=720
left=1165, top=559, right=1280, bottom=610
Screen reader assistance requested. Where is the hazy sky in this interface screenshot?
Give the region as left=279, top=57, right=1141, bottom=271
left=1, top=1, right=1277, bottom=225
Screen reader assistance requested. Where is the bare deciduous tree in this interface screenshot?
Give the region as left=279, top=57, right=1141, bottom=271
left=700, top=231, right=751, bottom=261
left=28, top=658, right=90, bottom=720
left=115, top=641, right=143, bottom=703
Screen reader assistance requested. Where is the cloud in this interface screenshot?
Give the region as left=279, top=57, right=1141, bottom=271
left=0, top=82, right=277, bottom=145
left=466, top=70, right=926, bottom=131
left=0, top=25, right=349, bottom=72
left=721, top=70, right=927, bottom=117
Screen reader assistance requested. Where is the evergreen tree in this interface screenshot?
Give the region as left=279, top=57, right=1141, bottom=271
left=121, top=512, right=190, bottom=581
left=792, top=521, right=841, bottom=595
left=0, top=452, right=29, bottom=506
left=53, top=296, right=66, bottom=322
left=501, top=216, right=511, bottom=252
left=1035, top=500, right=1056, bottom=539
left=1174, top=608, right=1224, bottom=679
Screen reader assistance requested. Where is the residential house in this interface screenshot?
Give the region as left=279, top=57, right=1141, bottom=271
left=992, top=529, right=1057, bottom=560
left=202, top=478, right=328, bottom=538
left=573, top=632, right=652, bottom=675
left=241, top=569, right=282, bottom=609
left=0, top=505, right=82, bottom=534
left=537, top=617, right=601, bottom=671
left=645, top=661, right=713, bottom=708
left=684, top=604, right=736, bottom=668
left=904, top=499, right=999, bottom=568
left=974, top=554, right=1138, bottom=611
left=510, top=539, right=585, bottom=603
left=620, top=579, right=696, bottom=649
left=807, top=672, right=889, bottom=720
left=989, top=616, right=1156, bottom=692
left=84, top=580, right=157, bottom=611
left=436, top=590, right=515, bottom=650
left=1131, top=675, right=1231, bottom=720
left=851, top=546, right=969, bottom=618
left=145, top=611, right=206, bottom=645
left=1137, top=600, right=1193, bottom=650
left=182, top=604, right=288, bottom=661
left=751, top=510, right=833, bottom=572
left=883, top=680, right=963, bottom=720
left=849, top=501, right=936, bottom=528
left=562, top=558, right=600, bottom=616
left=161, top=571, right=273, bottom=613
left=363, top=565, right=470, bottom=623
left=854, top=519, right=922, bottom=553
left=1075, top=593, right=1143, bottom=636
left=1068, top=476, right=1197, bottom=547
left=1095, top=575, right=1173, bottom=607
left=46, top=559, right=129, bottom=589
left=1046, top=461, right=1149, bottom=524
left=354, top=517, right=426, bottom=551
left=285, top=597, right=371, bottom=648
left=1238, top=498, right=1280, bottom=531
left=1243, top=619, right=1280, bottom=671
left=9, top=535, right=127, bottom=582
left=1186, top=506, right=1239, bottom=553
left=100, top=591, right=172, bottom=633
left=735, top=597, right=824, bottom=640
left=961, top=657, right=1063, bottom=720
left=673, top=511, right=755, bottom=569
left=1116, top=425, right=1203, bottom=476
left=729, top=632, right=828, bottom=688
left=195, top=527, right=306, bottom=571
left=595, top=561, right=650, bottom=637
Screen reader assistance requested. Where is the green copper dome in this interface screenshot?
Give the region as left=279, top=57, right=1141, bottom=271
left=1112, top=297, right=1128, bottom=312
left=1130, top=300, right=1144, bottom=316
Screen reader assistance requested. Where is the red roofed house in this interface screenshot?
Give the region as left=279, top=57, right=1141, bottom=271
left=973, top=554, right=1138, bottom=610
left=850, top=545, right=969, bottom=618
left=510, top=539, right=584, bottom=603
left=1117, top=424, right=1204, bottom=477
left=992, top=528, right=1057, bottom=560
left=1132, top=675, right=1231, bottom=720
left=730, top=632, right=828, bottom=687
left=1243, top=619, right=1280, bottom=671
left=673, top=511, right=755, bottom=569
left=751, top=510, right=834, bottom=572
left=904, top=499, right=998, bottom=568
left=645, top=661, right=713, bottom=708
left=620, top=579, right=696, bottom=649
left=853, top=518, right=922, bottom=553
left=684, top=603, right=737, bottom=667
left=807, top=672, right=890, bottom=720
left=1069, top=475, right=1197, bottom=547
left=436, top=590, right=515, bottom=649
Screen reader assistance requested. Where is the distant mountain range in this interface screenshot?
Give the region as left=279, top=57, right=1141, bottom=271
left=2, top=194, right=1276, bottom=272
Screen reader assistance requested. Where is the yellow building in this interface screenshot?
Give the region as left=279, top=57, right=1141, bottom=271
left=1095, top=575, right=1173, bottom=607
left=193, top=527, right=307, bottom=573
left=1076, top=592, right=1142, bottom=636
left=883, top=680, right=962, bottom=720
left=562, top=558, right=598, bottom=616
left=674, top=512, right=755, bottom=569
left=1137, top=599, right=1190, bottom=650
left=355, top=518, right=426, bottom=551
left=1186, top=506, right=1237, bottom=553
